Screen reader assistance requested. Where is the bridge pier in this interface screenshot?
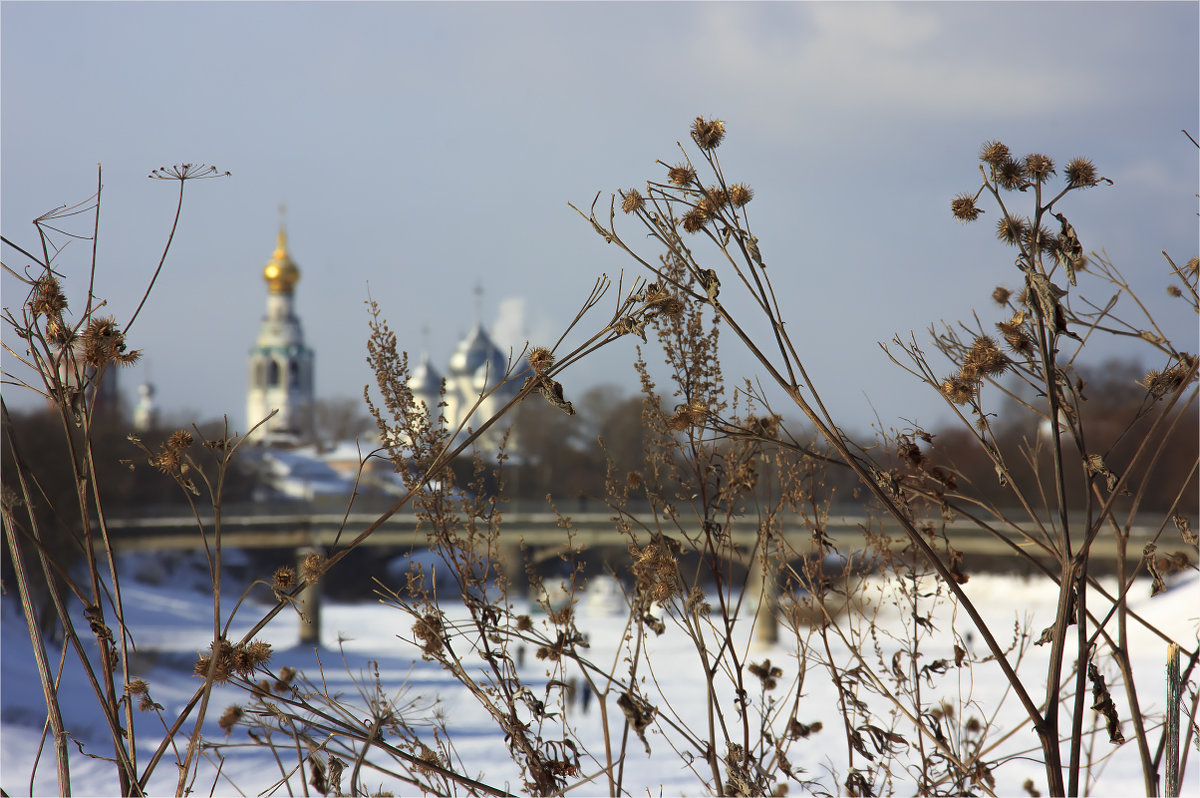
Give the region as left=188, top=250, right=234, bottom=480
left=497, top=541, right=528, bottom=600
left=748, top=553, right=779, bottom=647
left=296, top=546, right=322, bottom=647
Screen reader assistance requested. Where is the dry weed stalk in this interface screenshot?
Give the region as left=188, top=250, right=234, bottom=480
left=571, top=118, right=1198, bottom=796
left=3, top=121, right=1196, bottom=798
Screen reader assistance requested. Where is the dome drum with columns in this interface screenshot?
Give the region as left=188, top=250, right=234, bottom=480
left=408, top=315, right=528, bottom=452
left=246, top=227, right=315, bottom=446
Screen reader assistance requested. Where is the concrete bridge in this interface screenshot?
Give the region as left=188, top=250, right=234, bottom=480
left=105, top=504, right=1161, bottom=645
left=106, top=504, right=1154, bottom=563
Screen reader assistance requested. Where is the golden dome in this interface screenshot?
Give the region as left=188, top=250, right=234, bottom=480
left=263, top=228, right=300, bottom=293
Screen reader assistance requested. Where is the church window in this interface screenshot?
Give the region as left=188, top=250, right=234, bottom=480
left=266, top=359, right=280, bottom=388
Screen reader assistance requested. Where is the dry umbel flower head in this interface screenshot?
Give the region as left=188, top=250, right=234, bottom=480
left=621, top=189, right=645, bottom=214
left=148, top=163, right=230, bottom=181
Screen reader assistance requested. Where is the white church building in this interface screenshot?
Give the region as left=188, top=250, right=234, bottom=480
left=245, top=223, right=523, bottom=453
left=245, top=226, right=315, bottom=446
left=406, top=315, right=526, bottom=452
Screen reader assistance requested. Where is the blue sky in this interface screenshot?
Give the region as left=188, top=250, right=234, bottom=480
left=3, top=2, right=1197, bottom=436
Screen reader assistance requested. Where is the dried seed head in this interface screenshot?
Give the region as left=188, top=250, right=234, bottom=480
left=667, top=164, right=697, bottom=187
left=964, top=335, right=1010, bottom=377
left=528, top=346, right=554, bottom=374
left=701, top=185, right=728, bottom=212
left=787, top=719, right=823, bottom=739
left=167, top=430, right=194, bottom=451
left=995, top=215, right=1028, bottom=246
left=194, top=639, right=235, bottom=682
left=898, top=439, right=924, bottom=467
left=995, top=158, right=1028, bottom=191
left=1024, top=153, right=1055, bottom=183
left=691, top=116, right=726, bottom=149
left=1167, top=284, right=1182, bottom=297
left=150, top=444, right=181, bottom=475
left=996, top=311, right=1035, bottom=356
left=640, top=280, right=670, bottom=304
left=1140, top=354, right=1199, bottom=399
left=991, top=286, right=1012, bottom=305
left=231, top=640, right=272, bottom=678
left=302, top=551, right=325, bottom=584
left=747, top=413, right=781, bottom=439
left=748, top=659, right=784, bottom=690
left=80, top=315, right=140, bottom=367
left=728, top=183, right=754, bottom=206
left=272, top=566, right=296, bottom=591
left=979, top=140, right=1010, bottom=166
left=1023, top=224, right=1057, bottom=253
left=274, top=666, right=296, bottom=693
left=218, top=705, right=243, bottom=734
left=413, top=613, right=445, bottom=655
left=667, top=401, right=708, bottom=430
left=940, top=375, right=978, bottom=405
left=621, top=189, right=645, bottom=214
left=31, top=277, right=68, bottom=317
left=45, top=316, right=75, bottom=348
left=1064, top=157, right=1098, bottom=187
left=657, top=297, right=686, bottom=319
left=951, top=193, right=982, bottom=222
left=629, top=535, right=682, bottom=602
left=680, top=207, right=708, bottom=234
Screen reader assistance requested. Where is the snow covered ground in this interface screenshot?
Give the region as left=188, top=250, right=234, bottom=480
left=2, top=554, right=1197, bottom=797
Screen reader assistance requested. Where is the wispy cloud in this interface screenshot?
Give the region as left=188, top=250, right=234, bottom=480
left=690, top=3, right=1107, bottom=121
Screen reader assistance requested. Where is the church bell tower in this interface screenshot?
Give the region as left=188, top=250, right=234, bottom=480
left=246, top=218, right=315, bottom=446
